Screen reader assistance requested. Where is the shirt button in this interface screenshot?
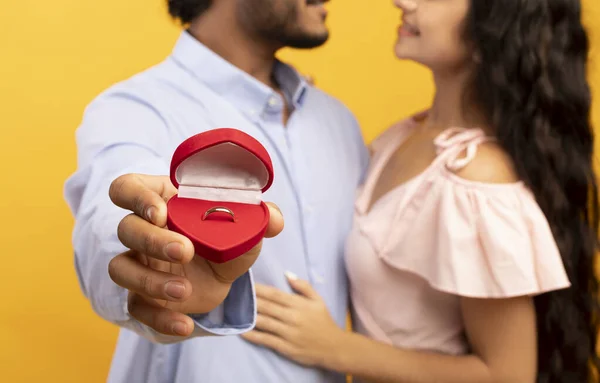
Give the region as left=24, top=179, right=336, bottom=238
left=311, top=270, right=325, bottom=284
left=268, top=97, right=278, bottom=107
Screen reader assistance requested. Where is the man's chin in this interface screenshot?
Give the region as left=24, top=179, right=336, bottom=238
left=282, top=31, right=330, bottom=49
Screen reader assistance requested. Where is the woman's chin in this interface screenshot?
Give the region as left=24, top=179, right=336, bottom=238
left=393, top=46, right=430, bottom=68
left=393, top=45, right=413, bottom=61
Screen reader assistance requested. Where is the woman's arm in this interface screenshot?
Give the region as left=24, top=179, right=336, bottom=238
left=242, top=276, right=537, bottom=383
left=331, top=296, right=537, bottom=383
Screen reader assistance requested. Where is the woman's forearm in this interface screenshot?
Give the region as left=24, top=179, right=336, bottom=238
left=326, top=332, right=493, bottom=383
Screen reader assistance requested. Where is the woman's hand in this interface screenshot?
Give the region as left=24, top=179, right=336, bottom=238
left=241, top=273, right=346, bottom=369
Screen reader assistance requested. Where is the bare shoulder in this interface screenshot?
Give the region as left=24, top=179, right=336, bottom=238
left=451, top=142, right=520, bottom=184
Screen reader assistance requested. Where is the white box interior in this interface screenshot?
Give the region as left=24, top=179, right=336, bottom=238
left=175, top=142, right=269, bottom=205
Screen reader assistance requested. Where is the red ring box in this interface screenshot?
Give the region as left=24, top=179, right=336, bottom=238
left=167, top=128, right=274, bottom=264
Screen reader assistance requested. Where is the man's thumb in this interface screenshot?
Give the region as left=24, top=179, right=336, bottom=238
left=265, top=202, right=284, bottom=238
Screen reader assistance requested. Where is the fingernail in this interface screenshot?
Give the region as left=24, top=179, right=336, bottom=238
left=173, top=321, right=189, bottom=336
left=164, top=242, right=184, bottom=262
left=165, top=282, right=186, bottom=299
left=146, top=206, right=157, bottom=222
left=284, top=271, right=298, bottom=281
left=269, top=203, right=282, bottom=215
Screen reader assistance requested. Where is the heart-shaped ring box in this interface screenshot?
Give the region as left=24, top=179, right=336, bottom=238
left=166, top=128, right=274, bottom=264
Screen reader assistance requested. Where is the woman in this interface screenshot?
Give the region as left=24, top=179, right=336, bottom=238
left=242, top=0, right=600, bottom=382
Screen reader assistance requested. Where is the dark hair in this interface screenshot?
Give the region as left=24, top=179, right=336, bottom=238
left=168, top=0, right=212, bottom=24
left=464, top=0, right=600, bottom=381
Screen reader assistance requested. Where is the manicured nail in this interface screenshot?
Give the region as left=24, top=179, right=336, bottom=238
left=146, top=206, right=157, bottom=222
left=165, top=282, right=186, bottom=299
left=284, top=271, right=298, bottom=281
left=164, top=242, right=184, bottom=262
left=172, top=321, right=189, bottom=335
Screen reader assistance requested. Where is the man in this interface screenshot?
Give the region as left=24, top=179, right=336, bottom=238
left=64, top=0, right=368, bottom=382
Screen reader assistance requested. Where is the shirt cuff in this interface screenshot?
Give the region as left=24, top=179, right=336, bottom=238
left=188, top=270, right=257, bottom=336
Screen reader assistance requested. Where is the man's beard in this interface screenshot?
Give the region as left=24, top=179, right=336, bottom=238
left=273, top=28, right=329, bottom=49
left=237, top=0, right=329, bottom=49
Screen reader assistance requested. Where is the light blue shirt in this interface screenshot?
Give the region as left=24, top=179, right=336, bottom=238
left=64, top=31, right=368, bottom=383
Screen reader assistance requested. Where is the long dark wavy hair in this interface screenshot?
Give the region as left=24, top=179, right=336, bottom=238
left=463, top=0, right=600, bottom=381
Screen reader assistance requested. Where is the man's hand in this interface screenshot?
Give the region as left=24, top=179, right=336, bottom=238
left=107, top=174, right=284, bottom=337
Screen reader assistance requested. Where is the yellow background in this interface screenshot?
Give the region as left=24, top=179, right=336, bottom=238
left=0, top=1, right=598, bottom=382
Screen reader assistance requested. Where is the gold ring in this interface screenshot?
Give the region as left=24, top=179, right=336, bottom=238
left=202, top=206, right=236, bottom=222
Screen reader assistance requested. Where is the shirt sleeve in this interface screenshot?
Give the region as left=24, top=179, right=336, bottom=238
left=351, top=114, right=370, bottom=186
left=63, top=90, right=256, bottom=344
left=339, top=106, right=369, bottom=187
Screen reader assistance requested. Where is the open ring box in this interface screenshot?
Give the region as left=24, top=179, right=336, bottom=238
left=167, top=128, right=274, bottom=264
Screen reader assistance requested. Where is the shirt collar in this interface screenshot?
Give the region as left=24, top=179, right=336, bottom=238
left=170, top=31, right=308, bottom=119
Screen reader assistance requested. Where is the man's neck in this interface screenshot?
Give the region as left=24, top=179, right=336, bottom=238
left=188, top=13, right=280, bottom=89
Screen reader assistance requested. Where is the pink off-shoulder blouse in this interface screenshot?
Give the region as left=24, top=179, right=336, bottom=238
left=345, top=114, right=570, bottom=355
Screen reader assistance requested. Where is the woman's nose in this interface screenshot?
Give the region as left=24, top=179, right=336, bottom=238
left=393, top=0, right=418, bottom=12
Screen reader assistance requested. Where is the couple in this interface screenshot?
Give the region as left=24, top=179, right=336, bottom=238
left=64, top=0, right=600, bottom=382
